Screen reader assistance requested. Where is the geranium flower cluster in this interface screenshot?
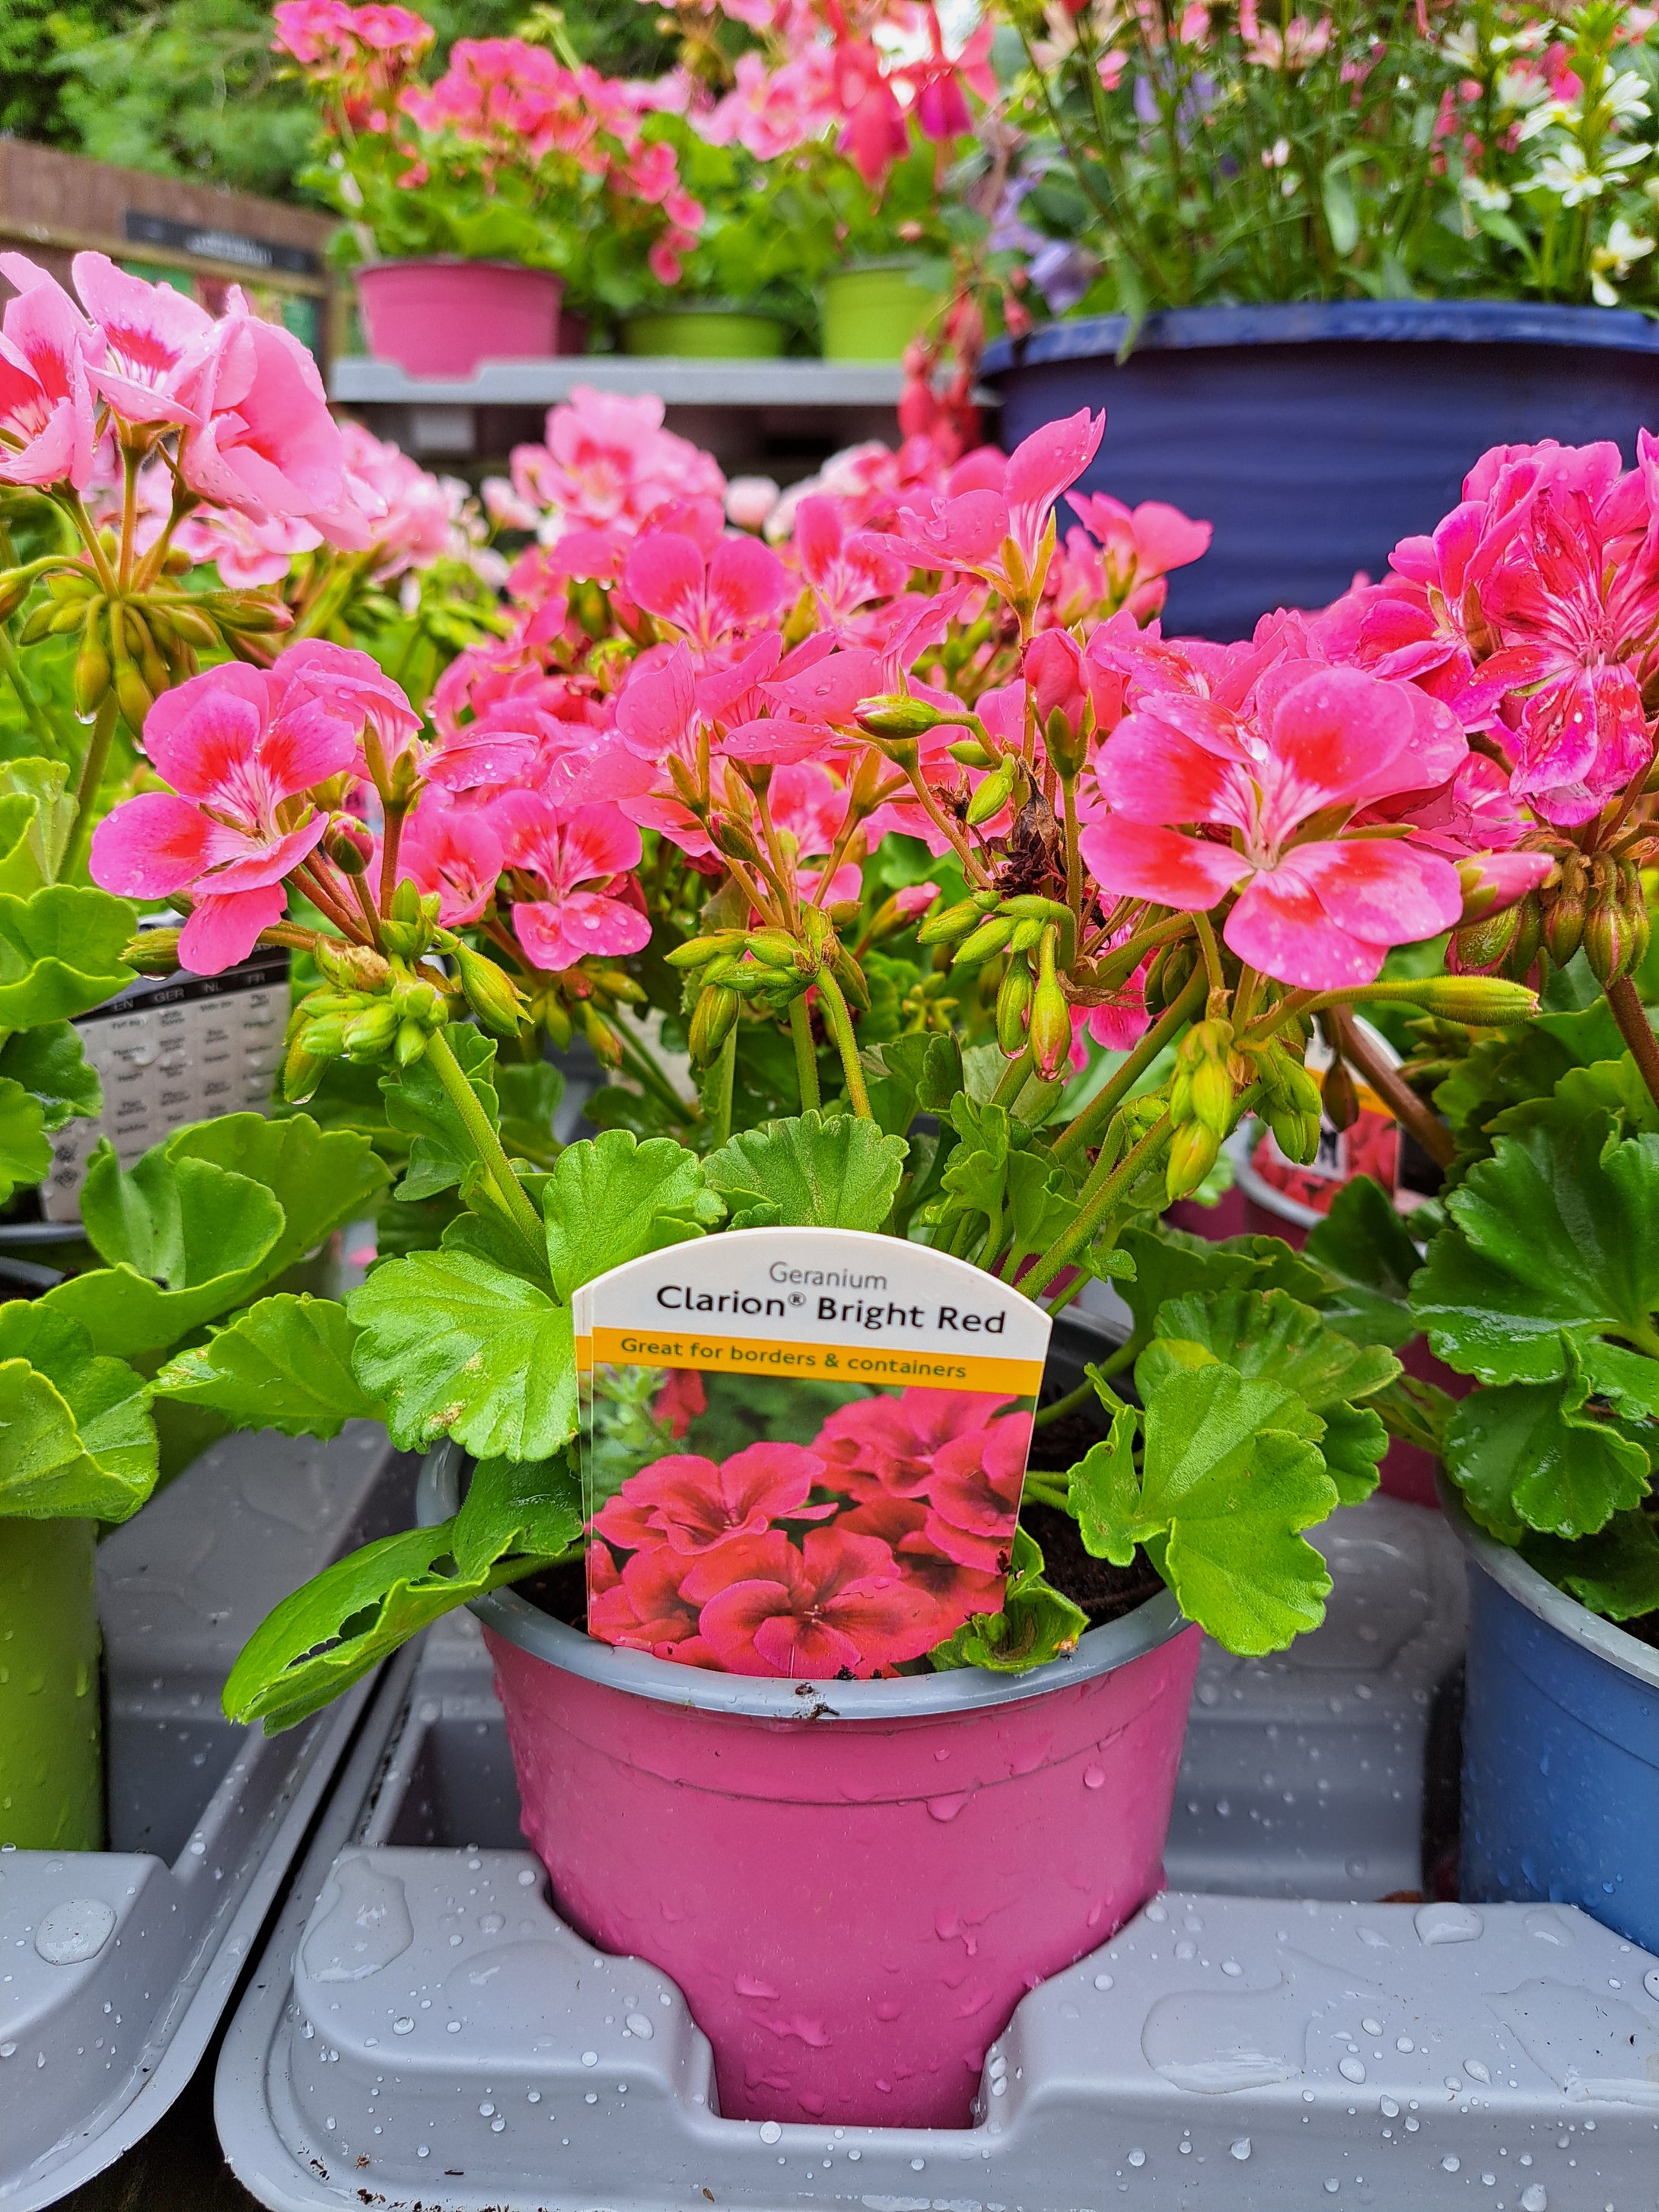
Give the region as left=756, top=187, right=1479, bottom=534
left=588, top=1387, right=1030, bottom=1676
left=272, top=3, right=702, bottom=296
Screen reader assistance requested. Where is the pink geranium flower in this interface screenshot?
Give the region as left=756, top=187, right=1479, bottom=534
left=175, top=308, right=366, bottom=541
left=90, top=661, right=357, bottom=973
left=398, top=794, right=504, bottom=925
left=508, top=385, right=725, bottom=535
left=815, top=1388, right=1017, bottom=1501
left=0, top=255, right=100, bottom=490
left=492, top=794, right=650, bottom=971
left=587, top=1544, right=716, bottom=1666
left=886, top=410, right=1104, bottom=605
left=594, top=1440, right=833, bottom=1557
left=623, top=527, right=788, bottom=652
left=919, top=1412, right=1032, bottom=1573
left=1081, top=663, right=1469, bottom=990
left=686, top=1529, right=944, bottom=1677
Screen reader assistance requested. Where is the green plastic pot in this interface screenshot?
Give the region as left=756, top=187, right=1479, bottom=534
left=0, top=1517, right=103, bottom=1849
left=622, top=308, right=788, bottom=359
left=820, top=261, right=942, bottom=361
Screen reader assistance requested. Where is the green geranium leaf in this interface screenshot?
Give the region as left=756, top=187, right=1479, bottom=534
left=164, top=1112, right=391, bottom=1286
left=381, top=1026, right=501, bottom=1200
left=1137, top=1364, right=1336, bottom=1653
left=0, top=1303, right=156, bottom=1517
left=0, top=883, right=135, bottom=1025
left=152, top=1294, right=384, bottom=1439
left=47, top=1147, right=287, bottom=1357
left=1411, top=1115, right=1659, bottom=1388
left=1524, top=1510, right=1659, bottom=1622
left=929, top=1523, right=1088, bottom=1673
left=222, top=1520, right=527, bottom=1732
left=1068, top=1402, right=1143, bottom=1565
left=705, top=1110, right=906, bottom=1234
left=1141, top=1287, right=1398, bottom=1503
left=1115, top=1224, right=1325, bottom=1345
left=0, top=757, right=74, bottom=890
left=0, top=1077, right=50, bottom=1205
left=1304, top=1174, right=1424, bottom=1349
left=349, top=1247, right=578, bottom=1459
left=452, top=1450, right=583, bottom=1579
left=1491, top=1056, right=1659, bottom=1141
left=1441, top=1365, right=1653, bottom=1542
left=543, top=1129, right=721, bottom=1300
left=2, top=1021, right=101, bottom=1133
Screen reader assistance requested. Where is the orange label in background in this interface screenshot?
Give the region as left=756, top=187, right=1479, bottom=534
left=582, top=1325, right=1046, bottom=1399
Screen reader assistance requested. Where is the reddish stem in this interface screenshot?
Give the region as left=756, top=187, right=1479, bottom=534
left=1608, top=974, right=1659, bottom=1112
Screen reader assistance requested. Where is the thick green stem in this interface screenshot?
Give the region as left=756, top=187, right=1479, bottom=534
left=1051, top=969, right=1205, bottom=1165
left=1023, top=1113, right=1173, bottom=1305
left=1607, top=973, right=1659, bottom=1116
left=424, top=1024, right=546, bottom=1261
left=708, top=1025, right=738, bottom=1149
left=816, top=970, right=872, bottom=1118
left=789, top=995, right=821, bottom=1112
left=990, top=1043, right=1035, bottom=1110
left=617, top=1012, right=699, bottom=1122
left=0, top=627, right=68, bottom=760
left=60, top=693, right=119, bottom=880
left=1032, top=1374, right=1097, bottom=1431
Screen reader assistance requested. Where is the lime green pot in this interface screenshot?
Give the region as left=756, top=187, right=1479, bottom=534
left=820, top=261, right=942, bottom=361
left=0, top=1517, right=103, bottom=1849
left=622, top=307, right=788, bottom=359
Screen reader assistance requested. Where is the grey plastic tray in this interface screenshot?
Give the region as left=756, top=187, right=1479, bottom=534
left=0, top=1421, right=413, bottom=2210
left=212, top=1494, right=1639, bottom=2212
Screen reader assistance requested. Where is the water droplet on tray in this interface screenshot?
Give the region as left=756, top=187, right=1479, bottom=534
left=759, top=2121, right=782, bottom=2145
left=393, top=2017, right=413, bottom=2036
left=1230, top=2138, right=1251, bottom=2162
left=33, top=1899, right=116, bottom=1965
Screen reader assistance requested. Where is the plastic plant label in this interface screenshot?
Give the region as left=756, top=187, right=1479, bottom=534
left=574, top=1226, right=1053, bottom=1679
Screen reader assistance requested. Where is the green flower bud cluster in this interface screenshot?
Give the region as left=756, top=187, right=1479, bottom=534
left=670, top=915, right=868, bottom=1071
left=1250, top=1036, right=1325, bottom=1170
left=283, top=937, right=453, bottom=1100
left=1164, top=1017, right=1237, bottom=1200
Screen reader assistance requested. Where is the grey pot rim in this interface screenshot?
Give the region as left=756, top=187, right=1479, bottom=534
left=1438, top=1470, right=1659, bottom=1693
left=416, top=1440, right=1190, bottom=1723
left=982, top=297, right=1659, bottom=380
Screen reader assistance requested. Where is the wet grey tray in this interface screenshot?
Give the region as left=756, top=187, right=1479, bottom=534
left=212, top=1494, right=1616, bottom=2212
left=0, top=1421, right=412, bottom=2210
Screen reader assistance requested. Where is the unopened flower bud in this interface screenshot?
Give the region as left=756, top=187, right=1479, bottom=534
left=122, top=928, right=183, bottom=976
left=324, top=816, right=375, bottom=875
left=1501, top=892, right=1544, bottom=980
left=954, top=914, right=1016, bottom=966
left=917, top=896, right=986, bottom=947
left=579, top=1000, right=623, bottom=1068
left=1456, top=851, right=1554, bottom=925
left=1028, top=928, right=1072, bottom=1081
left=1166, top=1119, right=1221, bottom=1201
left=1321, top=1057, right=1360, bottom=1132
left=1264, top=1102, right=1321, bottom=1166
left=1450, top=903, right=1522, bottom=975
left=1144, top=936, right=1196, bottom=1015
left=282, top=1036, right=328, bottom=1103
left=855, top=693, right=957, bottom=740
left=1399, top=976, right=1539, bottom=1024
left=966, top=755, right=1020, bottom=827
left=997, top=955, right=1033, bottom=1054
left=395, top=1019, right=429, bottom=1068
left=343, top=1001, right=400, bottom=1060
left=1544, top=853, right=1587, bottom=965
left=316, top=939, right=392, bottom=992
left=689, top=983, right=740, bottom=1066
left=451, top=941, right=525, bottom=1037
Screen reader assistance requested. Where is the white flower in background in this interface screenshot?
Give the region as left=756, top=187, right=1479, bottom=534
left=1441, top=22, right=1481, bottom=73
left=1530, top=141, right=1607, bottom=204
left=1498, top=67, right=1552, bottom=114
left=1460, top=172, right=1514, bottom=213
left=1591, top=215, right=1655, bottom=305
left=1603, top=68, right=1654, bottom=126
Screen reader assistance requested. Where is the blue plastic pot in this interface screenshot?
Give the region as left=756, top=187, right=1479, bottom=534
left=981, top=301, right=1659, bottom=641
left=1442, top=1480, right=1659, bottom=1953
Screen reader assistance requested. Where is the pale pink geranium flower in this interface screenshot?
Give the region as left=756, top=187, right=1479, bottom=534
left=338, top=419, right=454, bottom=576
left=1081, top=662, right=1469, bottom=990
left=1067, top=490, right=1212, bottom=619
left=623, top=526, right=789, bottom=654
left=885, top=410, right=1105, bottom=604
left=90, top=661, right=357, bottom=973
left=508, top=385, right=725, bottom=536
left=0, top=255, right=100, bottom=489
left=686, top=1528, right=944, bottom=1677
left=493, top=794, right=650, bottom=972
left=70, top=252, right=215, bottom=428
left=593, top=1440, right=833, bottom=1558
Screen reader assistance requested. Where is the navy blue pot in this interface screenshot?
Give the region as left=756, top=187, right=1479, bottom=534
left=981, top=301, right=1659, bottom=641
left=1443, top=1480, right=1659, bottom=1953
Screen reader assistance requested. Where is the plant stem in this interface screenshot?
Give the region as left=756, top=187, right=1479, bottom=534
left=60, top=694, right=119, bottom=880
left=816, top=969, right=872, bottom=1118
left=379, top=803, right=407, bottom=914
left=617, top=1011, right=700, bottom=1122
left=1033, top=1374, right=1096, bottom=1431
left=1023, top=1113, right=1174, bottom=1305
left=1324, top=1005, right=1455, bottom=1172
left=1051, top=969, right=1205, bottom=1165
left=1193, top=909, right=1226, bottom=998
left=0, top=628, right=68, bottom=760
left=789, top=995, right=821, bottom=1112
left=991, top=1043, right=1035, bottom=1109
left=1607, top=974, right=1659, bottom=1115
left=424, top=1023, right=546, bottom=1261
left=708, top=1026, right=738, bottom=1149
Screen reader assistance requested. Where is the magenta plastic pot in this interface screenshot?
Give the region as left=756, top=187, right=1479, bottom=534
left=355, top=259, right=562, bottom=377
left=420, top=1446, right=1198, bottom=2131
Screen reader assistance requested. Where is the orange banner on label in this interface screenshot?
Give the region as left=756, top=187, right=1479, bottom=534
left=580, top=1325, right=1045, bottom=1398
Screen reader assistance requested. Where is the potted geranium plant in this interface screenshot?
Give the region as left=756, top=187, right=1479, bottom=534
left=984, top=0, right=1659, bottom=636
left=0, top=247, right=430, bottom=1847
left=72, top=385, right=1538, bottom=2124
left=272, top=0, right=705, bottom=374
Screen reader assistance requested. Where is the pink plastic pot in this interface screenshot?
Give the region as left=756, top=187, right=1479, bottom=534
left=425, top=1445, right=1198, bottom=2130
left=355, top=259, right=562, bottom=377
